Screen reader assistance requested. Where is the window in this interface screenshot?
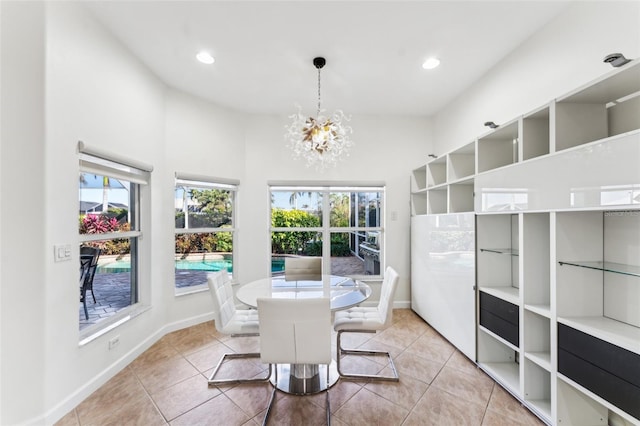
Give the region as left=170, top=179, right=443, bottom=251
left=270, top=185, right=384, bottom=277
left=78, top=150, right=150, bottom=332
left=175, top=175, right=238, bottom=292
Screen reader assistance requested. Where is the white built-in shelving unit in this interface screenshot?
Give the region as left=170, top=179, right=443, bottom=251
left=411, top=59, right=640, bottom=426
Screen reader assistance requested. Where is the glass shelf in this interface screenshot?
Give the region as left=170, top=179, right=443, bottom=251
left=480, top=248, right=519, bottom=256
left=558, top=261, right=640, bottom=278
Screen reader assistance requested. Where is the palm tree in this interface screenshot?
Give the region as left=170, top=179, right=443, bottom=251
left=102, top=176, right=110, bottom=213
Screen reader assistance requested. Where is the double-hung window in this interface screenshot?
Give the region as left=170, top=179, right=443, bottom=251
left=270, top=185, right=384, bottom=277
left=174, top=174, right=238, bottom=292
left=78, top=147, right=150, bottom=332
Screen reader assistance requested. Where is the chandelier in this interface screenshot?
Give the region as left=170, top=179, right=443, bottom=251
left=285, top=57, right=353, bottom=171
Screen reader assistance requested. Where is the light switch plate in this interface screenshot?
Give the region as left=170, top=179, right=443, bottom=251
left=54, top=244, right=72, bottom=262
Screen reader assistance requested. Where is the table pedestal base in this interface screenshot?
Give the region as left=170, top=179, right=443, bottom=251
left=271, top=361, right=339, bottom=395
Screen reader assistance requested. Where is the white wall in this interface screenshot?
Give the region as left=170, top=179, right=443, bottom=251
left=434, top=1, right=640, bottom=154
left=43, top=2, right=168, bottom=424
left=1, top=2, right=47, bottom=422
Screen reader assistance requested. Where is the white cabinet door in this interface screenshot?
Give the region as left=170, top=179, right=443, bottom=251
left=411, top=213, right=476, bottom=360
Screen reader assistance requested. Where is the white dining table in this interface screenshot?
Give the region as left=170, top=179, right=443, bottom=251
left=236, top=274, right=372, bottom=395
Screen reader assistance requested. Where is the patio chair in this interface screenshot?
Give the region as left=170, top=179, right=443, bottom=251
left=80, top=246, right=101, bottom=320
left=333, top=266, right=400, bottom=381
left=258, top=297, right=332, bottom=426
left=207, top=270, right=271, bottom=386
left=284, top=256, right=322, bottom=281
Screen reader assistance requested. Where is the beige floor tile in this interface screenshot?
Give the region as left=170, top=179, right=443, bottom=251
left=75, top=367, right=147, bottom=423
left=431, top=364, right=495, bottom=408
left=261, top=392, right=329, bottom=426
left=79, top=392, right=166, bottom=426
left=394, top=350, right=445, bottom=384
left=170, top=393, right=250, bottom=426
left=364, top=372, right=428, bottom=411
left=485, top=385, right=545, bottom=426
left=134, top=355, right=201, bottom=394
left=224, top=382, right=274, bottom=418
left=405, top=333, right=456, bottom=364
left=446, top=349, right=484, bottom=378
left=151, top=373, right=221, bottom=421
left=183, top=340, right=236, bottom=373
left=374, top=324, right=420, bottom=349
left=405, top=386, right=485, bottom=426
left=164, top=324, right=217, bottom=355
left=334, top=387, right=409, bottom=425
left=54, top=409, right=80, bottom=426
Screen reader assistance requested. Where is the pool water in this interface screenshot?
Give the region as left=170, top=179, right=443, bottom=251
left=98, top=258, right=286, bottom=274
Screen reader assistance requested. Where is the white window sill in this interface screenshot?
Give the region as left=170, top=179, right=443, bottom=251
left=79, top=304, right=151, bottom=346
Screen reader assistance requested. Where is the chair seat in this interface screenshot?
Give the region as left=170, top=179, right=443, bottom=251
left=222, top=309, right=259, bottom=334
left=334, top=307, right=384, bottom=331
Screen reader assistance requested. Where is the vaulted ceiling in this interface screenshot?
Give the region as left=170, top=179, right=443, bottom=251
left=85, top=1, right=570, bottom=116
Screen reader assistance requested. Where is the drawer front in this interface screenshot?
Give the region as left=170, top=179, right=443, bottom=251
left=479, top=291, right=519, bottom=325
left=480, top=308, right=519, bottom=346
left=558, top=323, right=640, bottom=388
left=559, top=348, right=640, bottom=420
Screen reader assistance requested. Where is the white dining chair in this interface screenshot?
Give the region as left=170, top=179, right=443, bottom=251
left=333, top=266, right=400, bottom=381
left=207, top=270, right=271, bottom=386
left=258, top=297, right=332, bottom=426
left=284, top=256, right=322, bottom=280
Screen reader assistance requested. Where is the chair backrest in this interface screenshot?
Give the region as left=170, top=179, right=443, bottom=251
left=257, top=297, right=331, bottom=365
left=377, top=266, right=399, bottom=328
left=284, top=257, right=322, bottom=280
left=80, top=246, right=101, bottom=267
left=207, top=270, right=236, bottom=333
left=80, top=246, right=101, bottom=285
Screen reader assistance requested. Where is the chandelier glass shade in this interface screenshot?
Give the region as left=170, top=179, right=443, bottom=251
left=286, top=57, right=353, bottom=171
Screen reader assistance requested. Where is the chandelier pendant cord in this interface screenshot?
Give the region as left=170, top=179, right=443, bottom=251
left=317, top=67, right=322, bottom=117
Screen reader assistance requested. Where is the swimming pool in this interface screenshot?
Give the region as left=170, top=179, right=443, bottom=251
left=98, top=257, right=286, bottom=274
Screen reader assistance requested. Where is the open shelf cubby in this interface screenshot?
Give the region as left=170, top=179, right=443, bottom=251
left=523, top=310, right=551, bottom=372
left=427, top=157, right=447, bottom=187
left=555, top=60, right=640, bottom=152
left=524, top=360, right=552, bottom=423
left=478, top=327, right=521, bottom=396
left=477, top=120, right=519, bottom=173
left=522, top=105, right=550, bottom=161
left=448, top=179, right=474, bottom=213
left=427, top=187, right=447, bottom=214
left=477, top=214, right=520, bottom=303
left=447, top=141, right=476, bottom=181
left=411, top=165, right=427, bottom=191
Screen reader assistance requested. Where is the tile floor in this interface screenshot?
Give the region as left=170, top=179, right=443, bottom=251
left=58, top=309, right=544, bottom=425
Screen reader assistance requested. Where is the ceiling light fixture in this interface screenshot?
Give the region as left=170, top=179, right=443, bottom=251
left=285, top=57, right=353, bottom=171
left=603, top=52, right=630, bottom=68
left=196, top=51, right=215, bottom=65
left=422, top=57, right=440, bottom=70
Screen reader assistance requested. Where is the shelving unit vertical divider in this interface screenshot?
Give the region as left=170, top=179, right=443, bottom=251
left=549, top=211, right=558, bottom=424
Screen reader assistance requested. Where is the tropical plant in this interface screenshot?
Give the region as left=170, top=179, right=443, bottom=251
left=271, top=209, right=320, bottom=254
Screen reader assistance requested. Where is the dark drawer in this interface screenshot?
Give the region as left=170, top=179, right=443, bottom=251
left=479, top=291, right=519, bottom=325
left=480, top=308, right=519, bottom=346
left=558, top=323, right=640, bottom=388
left=558, top=323, right=640, bottom=420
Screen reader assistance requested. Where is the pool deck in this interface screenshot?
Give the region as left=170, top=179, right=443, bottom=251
left=80, top=256, right=365, bottom=330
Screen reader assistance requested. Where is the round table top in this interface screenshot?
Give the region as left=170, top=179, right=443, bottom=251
left=236, top=274, right=371, bottom=311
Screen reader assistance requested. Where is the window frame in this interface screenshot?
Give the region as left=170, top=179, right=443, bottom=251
left=174, top=173, right=239, bottom=294
left=269, top=185, right=385, bottom=278
left=78, top=142, right=152, bottom=342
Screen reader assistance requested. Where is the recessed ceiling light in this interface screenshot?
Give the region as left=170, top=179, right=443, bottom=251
left=196, top=51, right=215, bottom=65
left=422, top=57, right=440, bottom=70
